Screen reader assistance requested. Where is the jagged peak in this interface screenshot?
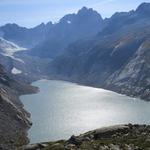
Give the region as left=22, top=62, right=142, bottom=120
left=59, top=14, right=76, bottom=23
left=110, top=10, right=134, bottom=20
left=76, top=7, right=103, bottom=22
left=77, top=7, right=102, bottom=17
left=46, top=21, right=53, bottom=26
left=34, top=22, right=45, bottom=28
left=136, top=2, right=150, bottom=14
left=78, top=6, right=90, bottom=13
left=59, top=7, right=103, bottom=24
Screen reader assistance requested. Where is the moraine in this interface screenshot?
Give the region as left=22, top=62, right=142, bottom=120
left=20, top=80, right=150, bottom=144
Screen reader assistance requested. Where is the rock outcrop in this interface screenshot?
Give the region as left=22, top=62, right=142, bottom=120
left=21, top=124, right=150, bottom=150
left=0, top=65, right=37, bottom=150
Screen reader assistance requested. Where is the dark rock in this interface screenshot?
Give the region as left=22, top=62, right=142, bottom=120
left=68, top=135, right=82, bottom=145
left=22, top=143, right=47, bottom=150
left=30, top=124, right=150, bottom=150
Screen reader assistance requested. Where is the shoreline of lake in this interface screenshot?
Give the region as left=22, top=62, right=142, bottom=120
left=20, top=79, right=150, bottom=144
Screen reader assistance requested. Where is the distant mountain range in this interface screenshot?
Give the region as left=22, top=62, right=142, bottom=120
left=0, top=3, right=149, bottom=101
left=48, top=2, right=150, bottom=101
left=0, top=22, right=52, bottom=48
left=27, top=7, right=104, bottom=58
left=0, top=7, right=104, bottom=58
left=0, top=2, right=150, bottom=149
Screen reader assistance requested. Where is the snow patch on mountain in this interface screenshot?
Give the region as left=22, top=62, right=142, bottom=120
left=0, top=37, right=27, bottom=63
left=67, top=20, right=71, bottom=24
left=0, top=37, right=27, bottom=55
left=11, top=67, right=22, bottom=74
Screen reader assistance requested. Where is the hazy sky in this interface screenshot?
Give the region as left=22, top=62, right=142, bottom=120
left=1, top=0, right=150, bottom=27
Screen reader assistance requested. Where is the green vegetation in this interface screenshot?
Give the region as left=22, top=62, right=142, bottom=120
left=41, top=125, right=150, bottom=150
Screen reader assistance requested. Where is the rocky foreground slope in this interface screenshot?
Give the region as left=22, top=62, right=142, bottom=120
left=0, top=65, right=37, bottom=150
left=0, top=3, right=150, bottom=150
left=22, top=124, right=150, bottom=150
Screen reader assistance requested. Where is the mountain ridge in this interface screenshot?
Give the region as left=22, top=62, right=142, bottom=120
left=0, top=2, right=150, bottom=150
left=27, top=7, right=104, bottom=58
left=48, top=3, right=150, bottom=101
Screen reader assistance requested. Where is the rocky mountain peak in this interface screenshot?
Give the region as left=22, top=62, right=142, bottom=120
left=78, top=7, right=96, bottom=14
left=136, top=2, right=150, bottom=15
left=77, top=6, right=103, bottom=21
left=35, top=23, right=45, bottom=28
left=78, top=6, right=90, bottom=13
left=59, top=14, right=76, bottom=24
left=46, top=21, right=53, bottom=26
left=3, top=23, right=26, bottom=30
left=59, top=7, right=103, bottom=24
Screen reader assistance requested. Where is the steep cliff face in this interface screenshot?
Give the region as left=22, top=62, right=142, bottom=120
left=0, top=65, right=37, bottom=150
left=101, top=4, right=150, bottom=100
left=105, top=39, right=150, bottom=100
left=0, top=87, right=30, bottom=150
left=48, top=3, right=150, bottom=101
